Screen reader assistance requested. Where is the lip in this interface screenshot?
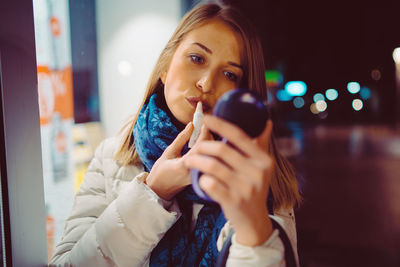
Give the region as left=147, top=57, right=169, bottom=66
left=186, top=96, right=212, bottom=112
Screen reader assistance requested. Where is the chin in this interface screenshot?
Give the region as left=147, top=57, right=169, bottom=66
left=172, top=106, right=191, bottom=124
left=171, top=110, right=191, bottom=126
left=178, top=116, right=191, bottom=125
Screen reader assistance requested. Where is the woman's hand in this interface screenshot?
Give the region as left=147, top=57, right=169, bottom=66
left=146, top=122, right=211, bottom=201
left=184, top=115, right=275, bottom=246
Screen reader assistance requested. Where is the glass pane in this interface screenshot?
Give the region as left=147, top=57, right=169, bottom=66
left=0, top=58, right=7, bottom=266
left=31, top=1, right=400, bottom=266
left=33, top=0, right=181, bottom=262
left=33, top=0, right=75, bottom=261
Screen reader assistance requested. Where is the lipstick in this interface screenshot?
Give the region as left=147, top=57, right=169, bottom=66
left=186, top=97, right=212, bottom=113
left=188, top=101, right=203, bottom=148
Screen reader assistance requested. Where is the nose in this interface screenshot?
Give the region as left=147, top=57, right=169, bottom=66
left=196, top=72, right=214, bottom=93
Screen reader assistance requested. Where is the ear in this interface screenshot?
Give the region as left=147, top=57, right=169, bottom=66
left=160, top=71, right=167, bottom=84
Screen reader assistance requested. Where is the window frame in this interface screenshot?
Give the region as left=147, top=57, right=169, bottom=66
left=0, top=0, right=48, bottom=265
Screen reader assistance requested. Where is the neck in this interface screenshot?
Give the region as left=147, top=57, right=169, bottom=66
left=156, top=87, right=185, bottom=131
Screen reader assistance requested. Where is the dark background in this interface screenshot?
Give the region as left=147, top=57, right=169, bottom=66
left=69, top=0, right=100, bottom=123
left=184, top=0, right=400, bottom=126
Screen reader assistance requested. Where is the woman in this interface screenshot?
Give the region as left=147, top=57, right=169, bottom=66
left=50, top=2, right=301, bottom=266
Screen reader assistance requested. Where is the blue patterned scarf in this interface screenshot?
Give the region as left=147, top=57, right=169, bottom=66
left=133, top=89, right=226, bottom=266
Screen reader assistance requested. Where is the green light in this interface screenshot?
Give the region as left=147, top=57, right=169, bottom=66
left=265, top=70, right=282, bottom=86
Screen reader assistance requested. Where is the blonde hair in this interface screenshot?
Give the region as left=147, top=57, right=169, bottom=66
left=115, top=3, right=301, bottom=210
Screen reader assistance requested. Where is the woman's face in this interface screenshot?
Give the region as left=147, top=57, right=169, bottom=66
left=161, top=19, right=244, bottom=124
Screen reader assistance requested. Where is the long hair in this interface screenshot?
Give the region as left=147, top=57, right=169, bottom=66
left=114, top=3, right=301, bottom=210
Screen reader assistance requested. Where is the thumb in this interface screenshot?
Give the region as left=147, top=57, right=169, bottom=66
left=163, top=122, right=194, bottom=158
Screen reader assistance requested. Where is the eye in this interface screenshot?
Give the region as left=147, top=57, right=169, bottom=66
left=224, top=71, right=238, bottom=82
left=190, top=54, right=204, bottom=64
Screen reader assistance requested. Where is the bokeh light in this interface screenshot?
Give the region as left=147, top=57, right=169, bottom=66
left=325, top=89, right=338, bottom=101
left=285, top=81, right=307, bottom=96
left=310, top=103, right=319, bottom=114
left=393, top=47, right=400, bottom=64
left=318, top=111, right=328, bottom=119
left=316, top=100, right=327, bottom=112
left=360, top=87, right=371, bottom=100
left=276, top=89, right=293, bottom=101
left=313, top=93, right=325, bottom=103
left=293, top=97, right=305, bottom=108
left=265, top=70, right=283, bottom=87
left=352, top=99, right=363, bottom=111
left=347, top=82, right=361, bottom=94
left=371, top=69, right=381, bottom=81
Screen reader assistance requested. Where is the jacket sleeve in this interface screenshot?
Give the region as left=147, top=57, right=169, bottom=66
left=217, top=209, right=299, bottom=267
left=49, top=139, right=181, bottom=267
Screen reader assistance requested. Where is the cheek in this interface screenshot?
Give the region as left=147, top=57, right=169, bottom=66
left=163, top=69, right=182, bottom=105
left=164, top=88, right=174, bottom=107
left=164, top=77, right=192, bottom=124
left=164, top=68, right=189, bottom=99
left=215, top=73, right=240, bottom=96
left=206, top=87, right=234, bottom=113
left=215, top=86, right=236, bottom=101
left=164, top=87, right=184, bottom=120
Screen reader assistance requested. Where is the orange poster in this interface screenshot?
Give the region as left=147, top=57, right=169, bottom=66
left=37, top=65, right=74, bottom=125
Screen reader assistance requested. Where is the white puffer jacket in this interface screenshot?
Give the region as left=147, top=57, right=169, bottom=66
left=50, top=137, right=299, bottom=267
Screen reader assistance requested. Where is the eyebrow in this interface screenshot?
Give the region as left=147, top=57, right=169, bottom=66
left=193, top=42, right=212, bottom=54
left=192, top=42, right=243, bottom=70
left=228, top=61, right=243, bottom=70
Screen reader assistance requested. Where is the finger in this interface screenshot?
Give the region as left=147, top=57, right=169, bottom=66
left=203, top=116, right=268, bottom=160
left=194, top=140, right=267, bottom=185
left=187, top=125, right=213, bottom=156
left=197, top=124, right=211, bottom=142
left=191, top=140, right=245, bottom=171
left=163, top=122, right=193, bottom=158
left=255, top=120, right=273, bottom=153
left=199, top=174, right=231, bottom=204
left=184, top=154, right=233, bottom=186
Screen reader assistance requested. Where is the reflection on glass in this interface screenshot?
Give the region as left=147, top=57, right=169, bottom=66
left=33, top=0, right=76, bottom=261
left=33, top=0, right=181, bottom=262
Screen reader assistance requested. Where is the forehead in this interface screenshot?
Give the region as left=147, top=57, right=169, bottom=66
left=179, top=19, right=243, bottom=62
